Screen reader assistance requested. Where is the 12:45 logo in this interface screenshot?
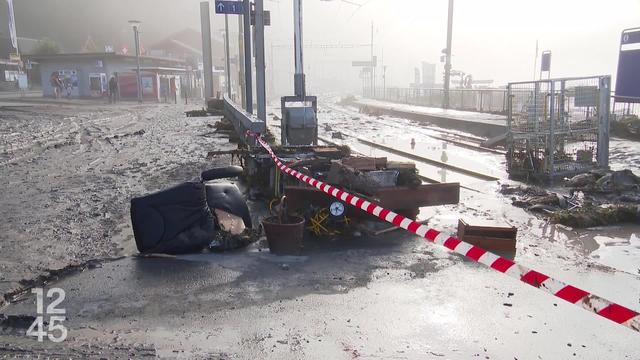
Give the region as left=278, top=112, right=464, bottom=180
left=26, top=288, right=68, bottom=342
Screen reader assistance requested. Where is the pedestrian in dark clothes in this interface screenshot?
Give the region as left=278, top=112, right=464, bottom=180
left=109, top=76, right=118, bottom=103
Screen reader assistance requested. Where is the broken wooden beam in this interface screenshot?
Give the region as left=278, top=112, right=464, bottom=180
left=457, top=219, right=517, bottom=252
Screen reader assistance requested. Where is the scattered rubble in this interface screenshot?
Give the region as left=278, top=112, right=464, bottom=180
left=611, top=115, right=640, bottom=141
left=550, top=205, right=639, bottom=228
left=500, top=169, right=640, bottom=227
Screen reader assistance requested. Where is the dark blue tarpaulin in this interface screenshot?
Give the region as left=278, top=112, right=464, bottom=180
left=615, top=28, right=640, bottom=103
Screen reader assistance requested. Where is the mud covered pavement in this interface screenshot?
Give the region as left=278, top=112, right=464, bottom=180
left=0, top=102, right=232, bottom=306
left=1, top=99, right=640, bottom=359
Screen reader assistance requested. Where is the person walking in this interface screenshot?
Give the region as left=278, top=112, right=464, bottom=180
left=50, top=72, right=61, bottom=98
left=108, top=75, right=118, bottom=103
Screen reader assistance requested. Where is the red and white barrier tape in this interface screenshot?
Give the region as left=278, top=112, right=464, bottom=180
left=247, top=132, right=640, bottom=333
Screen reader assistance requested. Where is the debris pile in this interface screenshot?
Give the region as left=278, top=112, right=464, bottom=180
left=326, top=157, right=421, bottom=195
left=611, top=115, right=640, bottom=141
left=500, top=169, right=640, bottom=227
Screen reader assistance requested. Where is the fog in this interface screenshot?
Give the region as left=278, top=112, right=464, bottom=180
left=5, top=0, right=639, bottom=95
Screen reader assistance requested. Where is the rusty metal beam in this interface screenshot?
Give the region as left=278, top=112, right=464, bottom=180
left=285, top=182, right=460, bottom=218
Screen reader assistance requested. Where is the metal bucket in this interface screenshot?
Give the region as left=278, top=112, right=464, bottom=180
left=262, top=216, right=305, bottom=255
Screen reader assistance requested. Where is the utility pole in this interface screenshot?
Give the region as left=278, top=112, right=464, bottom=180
left=7, top=0, right=21, bottom=72
left=224, top=14, right=232, bottom=98
left=382, top=48, right=386, bottom=99
left=238, top=15, right=246, bottom=108
left=200, top=2, right=214, bottom=99
left=443, top=0, right=454, bottom=109
left=243, top=0, right=253, bottom=113
left=293, top=0, right=305, bottom=97
left=255, top=0, right=266, bottom=121
left=533, top=40, right=539, bottom=80
left=129, top=20, right=143, bottom=103
left=371, top=22, right=375, bottom=98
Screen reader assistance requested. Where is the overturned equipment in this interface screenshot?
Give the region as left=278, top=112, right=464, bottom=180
left=130, top=166, right=253, bottom=254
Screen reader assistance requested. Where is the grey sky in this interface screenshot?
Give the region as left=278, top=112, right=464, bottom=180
left=265, top=0, right=639, bottom=88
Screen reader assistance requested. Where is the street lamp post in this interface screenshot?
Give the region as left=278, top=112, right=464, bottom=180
left=129, top=20, right=143, bottom=103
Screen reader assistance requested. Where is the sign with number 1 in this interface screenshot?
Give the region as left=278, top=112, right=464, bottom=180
left=26, top=288, right=68, bottom=342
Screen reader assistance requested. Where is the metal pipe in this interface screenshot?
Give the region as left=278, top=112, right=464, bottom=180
left=243, top=0, right=253, bottom=113
left=598, top=76, right=611, bottom=168
left=255, top=0, right=266, bottom=121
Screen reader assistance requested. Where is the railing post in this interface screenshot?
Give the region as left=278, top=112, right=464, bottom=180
left=597, top=76, right=611, bottom=168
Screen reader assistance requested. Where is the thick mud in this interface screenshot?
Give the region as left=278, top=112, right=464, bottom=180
left=0, top=102, right=234, bottom=306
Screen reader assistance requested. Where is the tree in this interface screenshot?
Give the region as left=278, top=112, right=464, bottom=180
left=33, top=38, right=61, bottom=55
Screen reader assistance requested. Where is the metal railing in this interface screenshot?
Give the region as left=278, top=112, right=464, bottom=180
left=369, top=87, right=509, bottom=114
left=368, top=86, right=640, bottom=119
left=223, top=95, right=266, bottom=147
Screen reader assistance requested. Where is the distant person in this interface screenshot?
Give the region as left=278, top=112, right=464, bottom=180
left=109, top=76, right=118, bottom=103
left=50, top=72, right=61, bottom=98
left=56, top=77, right=65, bottom=98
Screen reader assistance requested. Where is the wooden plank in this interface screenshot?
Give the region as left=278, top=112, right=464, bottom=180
left=459, top=235, right=516, bottom=252
left=457, top=219, right=517, bottom=252
left=371, top=183, right=460, bottom=209
left=341, top=156, right=387, bottom=171
left=312, top=147, right=344, bottom=158
left=386, top=161, right=416, bottom=170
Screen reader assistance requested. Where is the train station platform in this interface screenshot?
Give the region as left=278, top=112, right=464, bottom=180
left=354, top=98, right=507, bottom=138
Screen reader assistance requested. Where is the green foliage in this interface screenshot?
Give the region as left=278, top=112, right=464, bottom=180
left=33, top=38, right=61, bottom=55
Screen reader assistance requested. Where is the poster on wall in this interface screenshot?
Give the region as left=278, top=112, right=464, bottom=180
left=89, top=73, right=107, bottom=97
left=142, top=76, right=154, bottom=95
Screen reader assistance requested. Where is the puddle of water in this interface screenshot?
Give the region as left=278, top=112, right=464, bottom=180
left=590, top=233, right=640, bottom=275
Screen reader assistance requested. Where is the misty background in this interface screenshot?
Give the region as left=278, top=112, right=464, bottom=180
left=3, top=0, right=639, bottom=96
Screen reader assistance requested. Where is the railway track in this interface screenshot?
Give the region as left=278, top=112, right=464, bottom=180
left=322, top=102, right=504, bottom=154
left=270, top=103, right=501, bottom=190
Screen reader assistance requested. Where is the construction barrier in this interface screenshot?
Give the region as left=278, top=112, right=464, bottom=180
left=247, top=131, right=640, bottom=333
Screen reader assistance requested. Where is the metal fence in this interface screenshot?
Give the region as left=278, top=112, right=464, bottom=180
left=611, top=98, right=640, bottom=119
left=370, top=87, right=509, bottom=114
left=506, top=76, right=610, bottom=181
left=369, top=86, right=640, bottom=119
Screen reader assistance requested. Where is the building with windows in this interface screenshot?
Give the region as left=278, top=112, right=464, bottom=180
left=26, top=52, right=188, bottom=101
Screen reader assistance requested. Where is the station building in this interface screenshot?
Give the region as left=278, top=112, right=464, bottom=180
left=26, top=52, right=190, bottom=101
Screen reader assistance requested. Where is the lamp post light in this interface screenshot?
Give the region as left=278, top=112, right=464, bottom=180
left=128, top=20, right=143, bottom=103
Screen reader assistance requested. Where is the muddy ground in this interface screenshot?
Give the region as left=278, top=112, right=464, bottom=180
left=0, top=101, right=233, bottom=306
left=0, top=98, right=639, bottom=358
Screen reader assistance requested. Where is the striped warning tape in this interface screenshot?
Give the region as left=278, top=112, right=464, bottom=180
left=247, top=131, right=640, bottom=333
